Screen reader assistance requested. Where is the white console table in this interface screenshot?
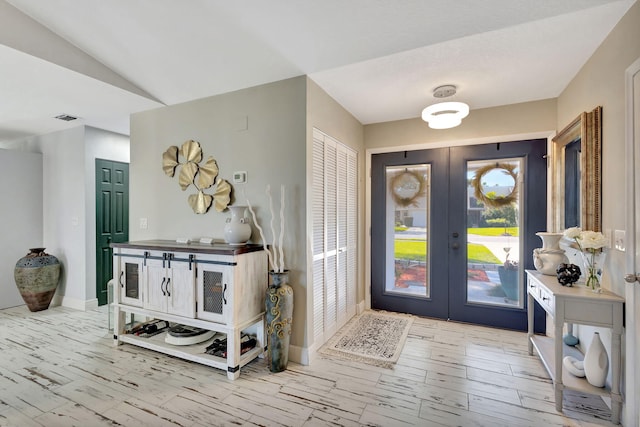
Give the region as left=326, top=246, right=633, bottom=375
left=526, top=270, right=624, bottom=424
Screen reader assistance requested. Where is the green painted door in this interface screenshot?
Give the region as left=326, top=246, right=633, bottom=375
left=96, top=159, right=129, bottom=306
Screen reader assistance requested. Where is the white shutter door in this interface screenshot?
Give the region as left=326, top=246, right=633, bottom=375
left=336, top=145, right=348, bottom=328
left=310, top=128, right=358, bottom=347
left=312, top=131, right=326, bottom=343
left=346, top=149, right=358, bottom=317
left=324, top=138, right=338, bottom=337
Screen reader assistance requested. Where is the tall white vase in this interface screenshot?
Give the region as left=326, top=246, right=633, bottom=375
left=224, top=206, right=252, bottom=245
left=583, top=332, right=609, bottom=387
left=533, top=232, right=568, bottom=275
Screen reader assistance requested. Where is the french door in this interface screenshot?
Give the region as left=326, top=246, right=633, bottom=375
left=371, top=140, right=547, bottom=330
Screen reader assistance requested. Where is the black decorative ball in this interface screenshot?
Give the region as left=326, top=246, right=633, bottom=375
left=556, top=263, right=581, bottom=286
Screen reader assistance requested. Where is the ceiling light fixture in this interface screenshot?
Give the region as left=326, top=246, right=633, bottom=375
left=421, top=85, right=469, bottom=129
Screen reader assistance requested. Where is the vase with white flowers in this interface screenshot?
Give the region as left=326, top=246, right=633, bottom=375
left=246, top=184, right=293, bottom=373
left=563, top=227, right=608, bottom=293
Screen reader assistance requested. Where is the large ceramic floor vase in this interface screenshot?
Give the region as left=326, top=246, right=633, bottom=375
left=265, top=270, right=293, bottom=373
left=14, top=248, right=61, bottom=312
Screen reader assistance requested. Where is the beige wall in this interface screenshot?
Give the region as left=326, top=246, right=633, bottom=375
left=557, top=2, right=639, bottom=420
left=364, top=98, right=557, bottom=150
left=130, top=77, right=312, bottom=358
left=558, top=0, right=640, bottom=300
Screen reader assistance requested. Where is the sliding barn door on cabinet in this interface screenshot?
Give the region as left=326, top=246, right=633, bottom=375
left=311, top=128, right=358, bottom=347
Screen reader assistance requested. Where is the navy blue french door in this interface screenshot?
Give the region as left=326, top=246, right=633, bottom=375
left=371, top=140, right=547, bottom=331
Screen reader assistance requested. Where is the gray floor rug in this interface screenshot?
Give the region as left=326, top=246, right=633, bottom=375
left=320, top=311, right=413, bottom=368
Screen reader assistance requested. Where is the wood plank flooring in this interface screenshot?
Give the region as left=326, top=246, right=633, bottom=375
left=0, top=305, right=617, bottom=426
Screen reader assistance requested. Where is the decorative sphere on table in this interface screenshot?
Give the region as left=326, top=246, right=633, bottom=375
left=556, top=263, right=581, bottom=286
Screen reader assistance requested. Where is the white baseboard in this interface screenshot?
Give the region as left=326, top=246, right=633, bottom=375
left=288, top=344, right=310, bottom=366
left=51, top=294, right=98, bottom=311
left=357, top=300, right=366, bottom=315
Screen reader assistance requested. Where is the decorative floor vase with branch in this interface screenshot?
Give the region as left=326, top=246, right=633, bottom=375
left=14, top=248, right=61, bottom=312
left=265, top=270, right=293, bottom=373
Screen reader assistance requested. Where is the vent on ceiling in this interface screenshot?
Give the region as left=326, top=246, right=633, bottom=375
left=54, top=114, right=78, bottom=121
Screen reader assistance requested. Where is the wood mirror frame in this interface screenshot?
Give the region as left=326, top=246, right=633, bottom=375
left=551, top=106, right=602, bottom=232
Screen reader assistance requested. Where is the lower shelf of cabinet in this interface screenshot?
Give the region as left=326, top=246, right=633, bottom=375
left=530, top=335, right=610, bottom=397
left=118, top=331, right=264, bottom=372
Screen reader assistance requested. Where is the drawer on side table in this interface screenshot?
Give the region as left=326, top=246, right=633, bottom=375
left=537, top=285, right=554, bottom=313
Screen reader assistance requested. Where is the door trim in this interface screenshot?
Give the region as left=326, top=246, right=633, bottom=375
left=624, top=56, right=640, bottom=427
left=365, top=131, right=555, bottom=311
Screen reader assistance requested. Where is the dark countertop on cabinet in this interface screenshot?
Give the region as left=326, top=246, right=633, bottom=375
left=110, top=240, right=265, bottom=255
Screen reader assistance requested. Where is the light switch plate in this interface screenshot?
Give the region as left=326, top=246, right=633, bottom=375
left=614, top=229, right=626, bottom=251
left=139, top=217, right=148, bottom=229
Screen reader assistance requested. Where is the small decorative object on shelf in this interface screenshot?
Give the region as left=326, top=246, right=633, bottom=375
left=563, top=322, right=579, bottom=346
left=246, top=184, right=293, bottom=373
left=224, top=205, right=252, bottom=245
left=533, top=232, right=568, bottom=275
left=14, top=248, right=61, bottom=312
left=563, top=227, right=608, bottom=293
left=562, top=356, right=585, bottom=377
left=556, top=263, right=581, bottom=286
left=584, top=332, right=609, bottom=387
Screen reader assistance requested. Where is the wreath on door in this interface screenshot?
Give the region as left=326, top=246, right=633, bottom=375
left=471, top=163, right=519, bottom=208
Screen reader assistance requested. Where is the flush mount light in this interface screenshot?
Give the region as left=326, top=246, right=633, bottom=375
left=421, top=85, right=469, bottom=129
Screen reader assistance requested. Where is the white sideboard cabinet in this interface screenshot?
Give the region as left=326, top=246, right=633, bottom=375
left=526, top=270, right=624, bottom=424
left=111, top=240, right=268, bottom=380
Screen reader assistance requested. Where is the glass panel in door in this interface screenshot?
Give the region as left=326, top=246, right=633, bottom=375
left=385, top=165, right=430, bottom=297
left=466, top=158, right=523, bottom=307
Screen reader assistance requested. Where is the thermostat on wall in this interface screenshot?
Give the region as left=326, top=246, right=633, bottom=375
left=233, top=171, right=247, bottom=184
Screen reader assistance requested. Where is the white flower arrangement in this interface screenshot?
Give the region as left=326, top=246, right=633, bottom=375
left=563, top=227, right=608, bottom=291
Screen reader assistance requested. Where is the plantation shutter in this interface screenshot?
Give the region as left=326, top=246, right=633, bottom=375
left=311, top=128, right=358, bottom=347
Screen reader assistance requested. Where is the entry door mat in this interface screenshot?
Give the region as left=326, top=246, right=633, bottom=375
left=320, top=311, right=413, bottom=368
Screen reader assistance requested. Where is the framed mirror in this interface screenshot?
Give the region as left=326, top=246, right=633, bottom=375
left=551, top=106, right=602, bottom=232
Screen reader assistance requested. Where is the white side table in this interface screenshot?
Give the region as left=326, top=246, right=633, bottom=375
left=526, top=270, right=625, bottom=424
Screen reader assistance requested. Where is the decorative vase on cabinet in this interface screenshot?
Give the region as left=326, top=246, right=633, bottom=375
left=265, top=270, right=293, bottom=373
left=533, top=232, right=568, bottom=275
left=584, top=332, right=609, bottom=387
left=14, top=248, right=61, bottom=312
left=224, top=205, right=252, bottom=245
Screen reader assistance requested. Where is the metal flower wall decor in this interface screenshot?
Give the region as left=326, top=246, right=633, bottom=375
left=162, top=140, right=231, bottom=214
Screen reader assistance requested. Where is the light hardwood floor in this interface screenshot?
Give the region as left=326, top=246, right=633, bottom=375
left=0, top=305, right=616, bottom=427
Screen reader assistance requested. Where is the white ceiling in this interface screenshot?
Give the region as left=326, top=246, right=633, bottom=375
left=0, top=0, right=635, bottom=144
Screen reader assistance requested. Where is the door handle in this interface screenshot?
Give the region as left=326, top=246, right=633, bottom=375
left=166, top=278, right=171, bottom=297
left=222, top=283, right=227, bottom=305
left=160, top=277, right=166, bottom=296
left=624, top=273, right=640, bottom=283
left=119, top=271, right=124, bottom=288
left=452, top=243, right=460, bottom=249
